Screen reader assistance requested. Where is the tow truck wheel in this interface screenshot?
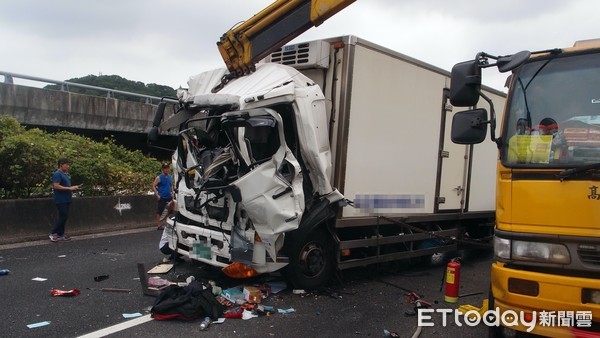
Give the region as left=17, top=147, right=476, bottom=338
left=286, top=228, right=335, bottom=290
left=488, top=286, right=506, bottom=338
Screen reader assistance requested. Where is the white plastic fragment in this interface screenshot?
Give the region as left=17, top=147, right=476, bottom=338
left=242, top=310, right=258, bottom=320
left=27, top=321, right=50, bottom=328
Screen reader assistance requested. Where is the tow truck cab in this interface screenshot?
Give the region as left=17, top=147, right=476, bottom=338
left=450, top=39, right=600, bottom=336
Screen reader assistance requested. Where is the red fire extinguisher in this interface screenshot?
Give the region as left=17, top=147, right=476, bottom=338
left=444, top=257, right=461, bottom=303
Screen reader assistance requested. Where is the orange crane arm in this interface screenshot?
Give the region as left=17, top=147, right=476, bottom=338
left=217, top=0, right=356, bottom=77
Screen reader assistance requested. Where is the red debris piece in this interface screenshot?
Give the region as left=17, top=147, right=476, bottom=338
left=50, top=289, right=81, bottom=297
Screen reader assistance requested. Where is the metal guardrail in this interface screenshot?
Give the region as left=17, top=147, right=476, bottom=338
left=0, top=70, right=179, bottom=104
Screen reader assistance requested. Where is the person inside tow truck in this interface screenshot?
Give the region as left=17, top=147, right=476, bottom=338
left=536, top=117, right=567, bottom=160
left=536, top=117, right=559, bottom=135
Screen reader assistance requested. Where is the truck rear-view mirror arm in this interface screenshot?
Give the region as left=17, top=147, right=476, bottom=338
left=496, top=51, right=531, bottom=73
left=478, top=91, right=497, bottom=144
left=147, top=101, right=168, bottom=143
left=450, top=51, right=531, bottom=107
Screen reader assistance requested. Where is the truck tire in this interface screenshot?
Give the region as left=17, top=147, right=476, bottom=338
left=488, top=286, right=506, bottom=338
left=285, top=228, right=335, bottom=290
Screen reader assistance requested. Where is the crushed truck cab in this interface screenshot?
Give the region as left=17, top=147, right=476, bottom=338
left=163, top=63, right=343, bottom=285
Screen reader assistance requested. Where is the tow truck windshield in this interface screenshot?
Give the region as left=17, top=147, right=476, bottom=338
left=501, top=52, right=600, bottom=168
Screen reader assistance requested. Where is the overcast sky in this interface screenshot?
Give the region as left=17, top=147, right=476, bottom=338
left=1, top=0, right=598, bottom=92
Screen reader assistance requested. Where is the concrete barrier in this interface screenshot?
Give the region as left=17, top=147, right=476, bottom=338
left=0, top=82, right=157, bottom=134
left=0, top=195, right=156, bottom=244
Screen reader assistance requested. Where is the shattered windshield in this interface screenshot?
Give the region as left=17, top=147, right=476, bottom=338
left=501, top=52, right=600, bottom=167
left=223, top=115, right=281, bottom=169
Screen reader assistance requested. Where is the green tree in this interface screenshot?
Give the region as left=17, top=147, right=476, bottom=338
left=44, top=74, right=176, bottom=103
left=0, top=117, right=161, bottom=198
left=0, top=128, right=57, bottom=197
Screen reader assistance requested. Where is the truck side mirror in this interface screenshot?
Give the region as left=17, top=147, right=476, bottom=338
left=148, top=126, right=160, bottom=143
left=497, top=50, right=531, bottom=73
left=152, top=101, right=167, bottom=127
left=449, top=60, right=481, bottom=107
left=148, top=101, right=168, bottom=143
left=451, top=109, right=488, bottom=144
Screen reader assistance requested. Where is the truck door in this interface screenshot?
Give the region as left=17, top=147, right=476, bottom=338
left=222, top=108, right=305, bottom=261
left=436, top=89, right=468, bottom=212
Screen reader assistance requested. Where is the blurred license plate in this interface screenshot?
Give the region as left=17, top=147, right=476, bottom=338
left=191, top=241, right=211, bottom=259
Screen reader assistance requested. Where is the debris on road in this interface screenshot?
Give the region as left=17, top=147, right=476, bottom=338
left=122, top=312, right=143, bottom=318
left=404, top=292, right=432, bottom=317
left=147, top=277, right=170, bottom=290
left=383, top=329, right=400, bottom=337
left=101, top=288, right=131, bottom=293
left=151, top=280, right=223, bottom=321
left=31, top=277, right=47, bottom=281
left=200, top=316, right=212, bottom=330
left=224, top=307, right=243, bottom=319
left=241, top=309, right=258, bottom=320
left=94, top=275, right=109, bottom=282
left=255, top=304, right=275, bottom=316
left=266, top=281, right=286, bottom=294
left=458, top=299, right=489, bottom=320
left=147, top=263, right=173, bottom=274
left=221, top=286, right=245, bottom=304
left=137, top=259, right=330, bottom=333
left=50, top=289, right=80, bottom=297
left=137, top=263, right=168, bottom=297
left=27, top=321, right=51, bottom=329
left=459, top=291, right=484, bottom=298
left=243, top=286, right=262, bottom=303
left=277, top=308, right=295, bottom=314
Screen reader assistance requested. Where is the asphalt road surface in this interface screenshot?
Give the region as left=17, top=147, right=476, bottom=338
left=0, top=228, right=494, bottom=337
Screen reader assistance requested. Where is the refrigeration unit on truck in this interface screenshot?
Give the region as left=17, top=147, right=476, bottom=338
left=149, top=35, right=506, bottom=289
left=449, top=39, right=600, bottom=336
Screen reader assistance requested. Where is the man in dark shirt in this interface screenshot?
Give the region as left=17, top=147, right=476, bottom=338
left=50, top=158, right=82, bottom=242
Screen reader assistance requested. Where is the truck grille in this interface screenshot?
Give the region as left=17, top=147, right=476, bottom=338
left=578, top=246, right=600, bottom=266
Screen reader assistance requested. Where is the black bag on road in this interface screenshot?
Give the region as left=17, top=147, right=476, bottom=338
left=150, top=280, right=223, bottom=321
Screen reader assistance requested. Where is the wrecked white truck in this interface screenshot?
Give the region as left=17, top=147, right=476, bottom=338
left=148, top=36, right=505, bottom=289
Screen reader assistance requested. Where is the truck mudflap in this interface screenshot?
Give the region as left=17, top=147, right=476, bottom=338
left=491, top=262, right=600, bottom=336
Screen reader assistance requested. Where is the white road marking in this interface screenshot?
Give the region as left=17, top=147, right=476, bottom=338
left=77, top=314, right=153, bottom=338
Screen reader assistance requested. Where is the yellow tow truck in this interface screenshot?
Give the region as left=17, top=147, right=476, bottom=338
left=450, top=39, right=600, bottom=337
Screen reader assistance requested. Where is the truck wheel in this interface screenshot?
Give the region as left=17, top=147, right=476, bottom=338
left=488, top=286, right=505, bottom=338
left=286, top=228, right=335, bottom=290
